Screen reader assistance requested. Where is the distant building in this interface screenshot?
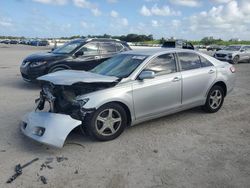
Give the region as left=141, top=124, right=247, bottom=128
left=229, top=38, right=241, bottom=42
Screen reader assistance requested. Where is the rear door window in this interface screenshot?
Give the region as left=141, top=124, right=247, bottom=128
left=144, top=53, right=177, bottom=76
left=115, top=43, right=124, bottom=52
left=79, top=42, right=99, bottom=56
left=178, top=52, right=202, bottom=71
left=99, top=42, right=117, bottom=54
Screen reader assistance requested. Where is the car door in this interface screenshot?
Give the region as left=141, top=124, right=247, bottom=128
left=246, top=46, right=250, bottom=61
left=70, top=42, right=101, bottom=71
left=177, top=52, right=216, bottom=107
left=241, top=46, right=250, bottom=62
left=132, top=53, right=182, bottom=120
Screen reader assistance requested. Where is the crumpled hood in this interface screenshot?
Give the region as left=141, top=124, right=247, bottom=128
left=24, top=52, right=68, bottom=62
left=37, top=70, right=118, bottom=85
left=216, top=50, right=238, bottom=54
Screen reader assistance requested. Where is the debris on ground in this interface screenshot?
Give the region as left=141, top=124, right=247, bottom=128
left=56, top=156, right=68, bottom=163
left=0, top=149, right=6, bottom=152
left=40, top=176, right=47, bottom=184
left=41, top=157, right=54, bottom=170
left=74, top=170, right=79, bottom=174
left=45, top=157, right=54, bottom=164
left=6, top=158, right=39, bottom=183
left=66, top=142, right=85, bottom=149
left=40, top=163, right=53, bottom=171
left=153, top=149, right=158, bottom=153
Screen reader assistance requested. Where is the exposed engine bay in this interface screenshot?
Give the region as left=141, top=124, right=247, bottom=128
left=36, top=81, right=117, bottom=120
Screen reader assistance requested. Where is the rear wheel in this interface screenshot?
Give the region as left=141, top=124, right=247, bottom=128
left=232, top=55, right=239, bottom=64
left=85, top=103, right=127, bottom=141
left=203, top=85, right=224, bottom=113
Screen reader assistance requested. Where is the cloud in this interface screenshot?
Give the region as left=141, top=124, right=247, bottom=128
left=91, top=8, right=101, bottom=16
left=121, top=18, right=128, bottom=26
left=107, top=0, right=118, bottom=3
left=73, top=0, right=101, bottom=16
left=32, top=0, right=68, bottom=5
left=211, top=0, right=232, bottom=3
left=187, top=0, right=250, bottom=39
left=169, top=0, right=201, bottom=7
left=140, top=5, right=152, bottom=16
left=171, top=19, right=181, bottom=27
left=81, top=21, right=88, bottom=28
left=0, top=17, right=13, bottom=27
left=140, top=4, right=181, bottom=16
left=151, top=20, right=160, bottom=27
left=110, top=10, right=119, bottom=18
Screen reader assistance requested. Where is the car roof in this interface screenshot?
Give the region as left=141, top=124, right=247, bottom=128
left=70, top=38, right=122, bottom=43
left=121, top=48, right=195, bottom=56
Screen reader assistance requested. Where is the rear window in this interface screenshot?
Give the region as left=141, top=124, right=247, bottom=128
left=200, top=56, right=213, bottom=67
left=178, top=52, right=201, bottom=71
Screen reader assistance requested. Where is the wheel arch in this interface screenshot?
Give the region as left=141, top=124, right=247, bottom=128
left=48, top=64, right=71, bottom=73
left=210, top=81, right=227, bottom=96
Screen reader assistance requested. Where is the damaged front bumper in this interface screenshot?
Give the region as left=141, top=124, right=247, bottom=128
left=21, top=112, right=82, bottom=148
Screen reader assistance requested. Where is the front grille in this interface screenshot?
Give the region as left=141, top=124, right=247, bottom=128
left=21, top=73, right=29, bottom=79
left=216, top=54, right=227, bottom=58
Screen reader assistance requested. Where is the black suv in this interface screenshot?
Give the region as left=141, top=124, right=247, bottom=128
left=20, top=38, right=131, bottom=81
left=162, top=39, right=194, bottom=50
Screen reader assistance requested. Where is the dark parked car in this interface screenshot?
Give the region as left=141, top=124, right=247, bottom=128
left=20, top=38, right=131, bottom=81
left=1, top=40, right=10, bottom=44
left=38, top=40, right=49, bottom=46
left=207, top=45, right=224, bottom=51
left=10, top=40, right=18, bottom=44
left=162, top=39, right=194, bottom=50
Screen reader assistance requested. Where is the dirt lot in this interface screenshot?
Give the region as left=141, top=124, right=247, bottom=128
left=0, top=44, right=249, bottom=188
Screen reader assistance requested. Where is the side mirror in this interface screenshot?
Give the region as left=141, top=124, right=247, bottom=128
left=240, top=49, right=245, bottom=52
left=138, top=70, right=155, bottom=80
left=51, top=48, right=54, bottom=51
left=74, top=51, right=84, bottom=57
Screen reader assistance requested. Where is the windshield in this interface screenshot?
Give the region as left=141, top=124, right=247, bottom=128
left=53, top=40, right=84, bottom=54
left=91, top=54, right=148, bottom=78
left=223, top=46, right=241, bottom=51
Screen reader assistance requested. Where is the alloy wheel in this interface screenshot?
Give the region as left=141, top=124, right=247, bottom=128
left=209, top=89, right=222, bottom=109
left=95, top=108, right=122, bottom=136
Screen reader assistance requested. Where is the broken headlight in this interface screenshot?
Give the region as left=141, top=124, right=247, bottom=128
left=76, top=98, right=89, bottom=107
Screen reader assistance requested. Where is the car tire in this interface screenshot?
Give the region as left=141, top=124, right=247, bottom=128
left=48, top=67, right=67, bottom=73
left=232, top=55, right=239, bottom=64
left=85, top=103, right=127, bottom=141
left=202, top=85, right=225, bottom=113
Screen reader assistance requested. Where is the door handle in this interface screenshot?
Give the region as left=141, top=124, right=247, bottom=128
left=208, top=70, right=215, bottom=74
left=172, top=77, right=180, bottom=82
left=94, top=56, right=100, bottom=59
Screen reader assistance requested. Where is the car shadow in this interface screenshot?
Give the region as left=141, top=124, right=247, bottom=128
left=17, top=107, right=206, bottom=152
left=127, top=107, right=205, bottom=131
left=6, top=79, right=40, bottom=90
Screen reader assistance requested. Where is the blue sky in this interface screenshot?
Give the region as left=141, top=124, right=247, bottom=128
left=0, top=0, right=250, bottom=40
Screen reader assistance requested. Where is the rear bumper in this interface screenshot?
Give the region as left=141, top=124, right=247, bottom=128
left=21, top=112, right=82, bottom=148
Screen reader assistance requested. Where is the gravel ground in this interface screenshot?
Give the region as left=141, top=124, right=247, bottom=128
left=0, top=44, right=249, bottom=188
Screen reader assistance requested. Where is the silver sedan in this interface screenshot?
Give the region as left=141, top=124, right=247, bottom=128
left=21, top=49, right=236, bottom=147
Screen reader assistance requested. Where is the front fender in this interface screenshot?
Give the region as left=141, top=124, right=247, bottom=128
left=21, top=112, right=82, bottom=148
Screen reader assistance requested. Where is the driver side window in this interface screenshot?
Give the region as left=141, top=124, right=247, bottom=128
left=78, top=42, right=99, bottom=56
left=144, top=53, right=177, bottom=76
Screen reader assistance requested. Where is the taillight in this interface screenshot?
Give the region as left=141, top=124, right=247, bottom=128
left=230, top=66, right=236, bottom=73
